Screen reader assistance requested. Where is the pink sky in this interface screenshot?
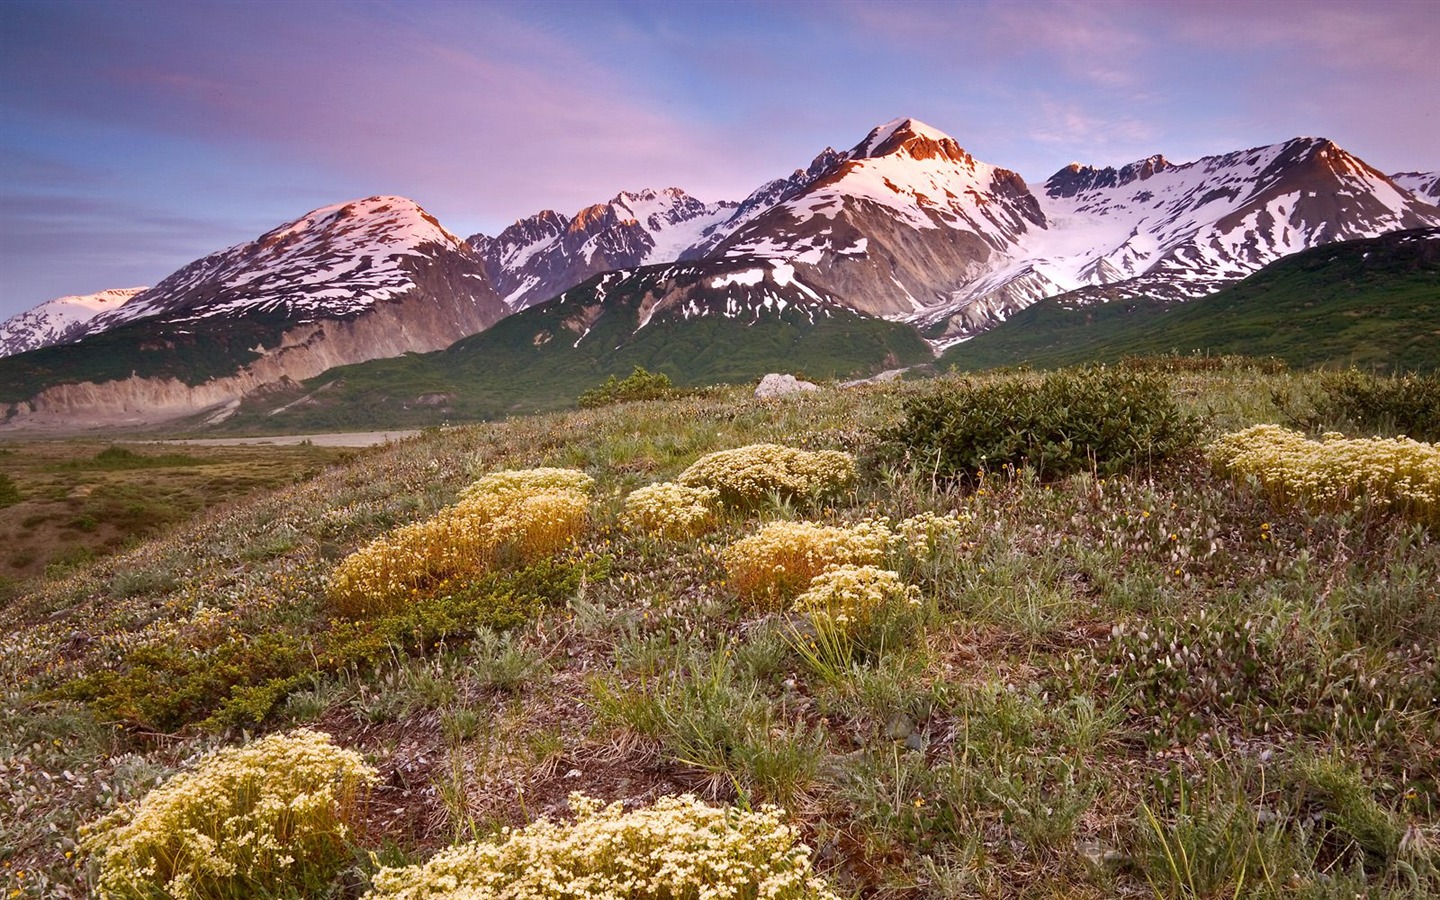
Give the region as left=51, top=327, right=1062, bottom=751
left=1, top=0, right=1436, bottom=317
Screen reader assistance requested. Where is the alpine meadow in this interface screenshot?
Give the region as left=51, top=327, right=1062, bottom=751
left=3, top=1, right=1440, bottom=896
left=3, top=362, right=1437, bottom=898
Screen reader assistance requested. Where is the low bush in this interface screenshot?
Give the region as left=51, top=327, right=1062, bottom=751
left=1207, top=425, right=1439, bottom=522
left=80, top=729, right=376, bottom=900
left=0, top=471, right=20, bottom=507
left=723, top=520, right=890, bottom=606
left=791, top=564, right=918, bottom=631
left=881, top=368, right=1198, bottom=482
left=1314, top=370, right=1440, bottom=441
left=328, top=468, right=592, bottom=617
left=364, top=792, right=839, bottom=900
left=621, top=481, right=721, bottom=540
left=577, top=365, right=677, bottom=408
left=457, top=467, right=596, bottom=504
left=678, top=443, right=856, bottom=508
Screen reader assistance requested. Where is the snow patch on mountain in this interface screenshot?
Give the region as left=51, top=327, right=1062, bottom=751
left=0, top=287, right=148, bottom=357
left=1392, top=171, right=1440, bottom=202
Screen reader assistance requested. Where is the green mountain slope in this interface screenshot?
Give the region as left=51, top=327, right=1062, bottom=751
left=0, top=311, right=292, bottom=403
left=224, top=262, right=933, bottom=431
left=941, top=228, right=1440, bottom=373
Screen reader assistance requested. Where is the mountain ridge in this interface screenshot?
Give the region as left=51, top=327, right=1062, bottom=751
left=4, top=118, right=1437, bottom=429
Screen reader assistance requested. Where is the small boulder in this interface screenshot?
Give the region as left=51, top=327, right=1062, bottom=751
left=755, top=373, right=819, bottom=398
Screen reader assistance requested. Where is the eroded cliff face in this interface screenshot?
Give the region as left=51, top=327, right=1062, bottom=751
left=2, top=280, right=507, bottom=429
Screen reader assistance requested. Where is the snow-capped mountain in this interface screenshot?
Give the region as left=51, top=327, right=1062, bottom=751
left=678, top=148, right=848, bottom=259
left=3, top=196, right=509, bottom=427
left=6, top=117, right=1437, bottom=429
left=1392, top=171, right=1440, bottom=203
left=908, top=135, right=1440, bottom=340
left=0, top=287, right=146, bottom=357
left=80, top=195, right=500, bottom=336
left=551, top=256, right=855, bottom=343
left=711, top=119, right=1047, bottom=319
left=467, top=188, right=738, bottom=311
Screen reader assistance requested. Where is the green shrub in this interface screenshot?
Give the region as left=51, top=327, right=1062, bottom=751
left=61, top=555, right=608, bottom=731
left=1314, top=370, right=1440, bottom=441
left=881, top=368, right=1198, bottom=482
left=81, top=729, right=376, bottom=900
left=577, top=365, right=676, bottom=408
left=0, top=472, right=21, bottom=507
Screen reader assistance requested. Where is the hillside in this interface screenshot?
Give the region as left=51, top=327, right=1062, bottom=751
left=941, top=227, right=1440, bottom=373
left=220, top=259, right=934, bottom=431
left=3, top=366, right=1436, bottom=898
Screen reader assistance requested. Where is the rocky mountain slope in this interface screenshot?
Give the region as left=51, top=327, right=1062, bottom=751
left=1392, top=171, right=1440, bottom=202
left=939, top=227, right=1440, bottom=373
left=465, top=148, right=847, bottom=312
left=220, top=255, right=933, bottom=430
left=0, top=197, right=508, bottom=427
left=0, top=287, right=147, bottom=358
left=914, top=136, right=1440, bottom=341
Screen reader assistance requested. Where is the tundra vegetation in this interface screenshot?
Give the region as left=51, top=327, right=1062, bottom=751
left=1, top=362, right=1436, bottom=899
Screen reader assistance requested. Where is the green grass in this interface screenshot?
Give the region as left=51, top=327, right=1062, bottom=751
left=1, top=369, right=1436, bottom=898
left=943, top=228, right=1440, bottom=374
left=216, top=265, right=934, bottom=432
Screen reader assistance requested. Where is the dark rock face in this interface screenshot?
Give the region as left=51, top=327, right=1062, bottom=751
left=467, top=188, right=740, bottom=311
left=1045, top=155, right=1173, bottom=198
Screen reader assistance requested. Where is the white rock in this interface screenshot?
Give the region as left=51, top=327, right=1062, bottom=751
left=755, top=373, right=819, bottom=398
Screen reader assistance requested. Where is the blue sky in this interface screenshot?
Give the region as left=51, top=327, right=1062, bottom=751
left=1, top=0, right=1436, bottom=318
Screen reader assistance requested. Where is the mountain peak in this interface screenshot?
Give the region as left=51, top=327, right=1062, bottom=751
left=259, top=195, right=460, bottom=252
left=851, top=117, right=972, bottom=164
left=1046, top=153, right=1173, bottom=198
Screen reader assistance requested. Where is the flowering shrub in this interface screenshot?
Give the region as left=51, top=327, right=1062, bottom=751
left=723, top=520, right=890, bottom=605
left=81, top=729, right=376, bottom=900
left=458, top=468, right=596, bottom=505
left=329, top=469, right=592, bottom=617
left=365, top=792, right=839, bottom=900
left=894, top=511, right=969, bottom=558
left=621, top=481, right=721, bottom=540
left=792, top=564, right=919, bottom=630
left=678, top=444, right=855, bottom=507
left=1207, top=425, right=1439, bottom=520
